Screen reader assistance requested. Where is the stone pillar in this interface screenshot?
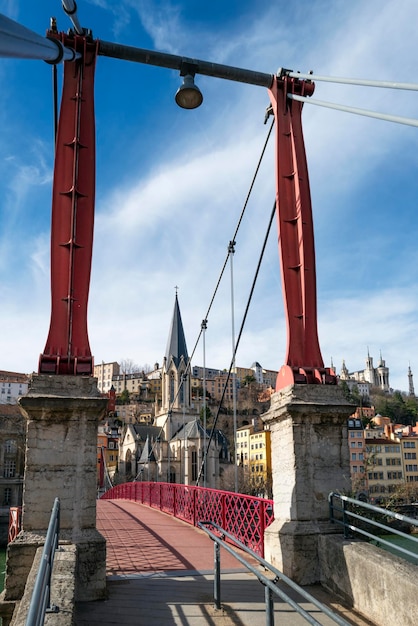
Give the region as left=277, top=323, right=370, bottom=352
left=3, top=374, right=108, bottom=603
left=262, top=384, right=352, bottom=585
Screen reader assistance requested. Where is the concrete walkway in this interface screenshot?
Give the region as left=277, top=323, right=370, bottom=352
left=75, top=500, right=373, bottom=626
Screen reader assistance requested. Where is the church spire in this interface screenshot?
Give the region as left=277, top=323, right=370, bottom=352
left=165, top=291, right=188, bottom=367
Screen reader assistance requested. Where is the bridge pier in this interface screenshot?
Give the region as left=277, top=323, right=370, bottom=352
left=262, top=384, right=352, bottom=585
left=1, top=374, right=108, bottom=621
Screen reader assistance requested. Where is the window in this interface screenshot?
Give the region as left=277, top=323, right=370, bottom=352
left=404, top=452, right=417, bottom=460
left=351, top=453, right=357, bottom=461
left=405, top=464, right=418, bottom=472
left=403, top=441, right=416, bottom=448
left=4, top=440, right=17, bottom=454
left=387, top=471, right=402, bottom=480
left=4, top=460, right=16, bottom=478
left=350, top=442, right=356, bottom=448
left=368, top=472, right=384, bottom=480
left=3, top=488, right=11, bottom=506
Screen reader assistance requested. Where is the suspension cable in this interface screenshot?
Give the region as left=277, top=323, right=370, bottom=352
left=228, top=240, right=238, bottom=493
left=196, top=200, right=277, bottom=486
left=288, top=93, right=418, bottom=128
left=288, top=70, right=418, bottom=92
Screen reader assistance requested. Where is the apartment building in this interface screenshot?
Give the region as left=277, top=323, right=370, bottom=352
left=0, top=371, right=28, bottom=405
left=347, top=417, right=366, bottom=492
left=94, top=362, right=120, bottom=393
left=365, top=437, right=404, bottom=500
left=401, top=435, right=418, bottom=484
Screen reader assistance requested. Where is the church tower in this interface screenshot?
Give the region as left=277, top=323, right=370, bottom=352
left=364, top=348, right=375, bottom=385
left=154, top=292, right=197, bottom=439
left=376, top=351, right=390, bottom=392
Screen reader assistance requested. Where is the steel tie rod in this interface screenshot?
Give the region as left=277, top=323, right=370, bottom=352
left=288, top=71, right=418, bottom=92
left=288, top=93, right=418, bottom=128
left=62, top=0, right=84, bottom=35
left=0, top=12, right=80, bottom=62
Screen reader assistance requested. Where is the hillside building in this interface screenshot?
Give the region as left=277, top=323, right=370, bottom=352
left=0, top=371, right=29, bottom=405
left=94, top=362, right=120, bottom=394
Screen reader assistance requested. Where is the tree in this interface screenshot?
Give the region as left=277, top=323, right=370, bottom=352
left=371, top=390, right=418, bottom=425
left=117, top=389, right=130, bottom=405
left=119, top=358, right=140, bottom=374
left=200, top=406, right=213, bottom=428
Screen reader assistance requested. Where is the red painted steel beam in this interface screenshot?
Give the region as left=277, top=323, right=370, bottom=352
left=39, top=33, right=98, bottom=375
left=268, top=74, right=336, bottom=389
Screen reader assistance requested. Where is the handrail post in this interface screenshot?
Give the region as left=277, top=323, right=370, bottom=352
left=193, top=488, right=197, bottom=527
left=214, top=541, right=221, bottom=610
left=265, top=585, right=274, bottom=626
left=221, top=493, right=226, bottom=531
left=259, top=499, right=266, bottom=558
left=342, top=497, right=349, bottom=539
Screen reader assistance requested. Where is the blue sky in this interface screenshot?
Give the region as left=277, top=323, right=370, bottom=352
left=1, top=0, right=418, bottom=393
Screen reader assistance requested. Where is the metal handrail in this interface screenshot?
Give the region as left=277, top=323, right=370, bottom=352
left=198, top=521, right=351, bottom=626
left=25, top=498, right=61, bottom=626
left=329, top=492, right=418, bottom=562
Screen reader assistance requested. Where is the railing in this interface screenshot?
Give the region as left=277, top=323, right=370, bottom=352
left=8, top=506, right=22, bottom=543
left=329, top=492, right=418, bottom=563
left=102, top=482, right=274, bottom=557
left=198, top=521, right=350, bottom=626
left=26, top=498, right=61, bottom=626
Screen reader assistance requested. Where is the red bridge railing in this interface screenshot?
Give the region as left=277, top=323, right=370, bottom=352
left=101, top=482, right=274, bottom=558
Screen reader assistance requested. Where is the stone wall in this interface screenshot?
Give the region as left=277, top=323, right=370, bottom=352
left=319, top=534, right=418, bottom=626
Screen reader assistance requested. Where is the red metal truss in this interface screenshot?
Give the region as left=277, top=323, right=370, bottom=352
left=269, top=74, right=336, bottom=389
left=39, top=33, right=98, bottom=376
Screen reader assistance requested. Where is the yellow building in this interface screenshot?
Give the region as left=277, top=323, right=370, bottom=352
left=236, top=424, right=253, bottom=467
left=249, top=429, right=272, bottom=497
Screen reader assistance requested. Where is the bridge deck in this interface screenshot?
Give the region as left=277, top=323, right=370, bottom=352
left=75, top=499, right=373, bottom=626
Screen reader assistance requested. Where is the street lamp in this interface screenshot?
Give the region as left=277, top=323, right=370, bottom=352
left=175, top=74, right=203, bottom=109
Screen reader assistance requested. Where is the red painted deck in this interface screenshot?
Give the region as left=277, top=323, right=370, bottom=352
left=96, top=498, right=256, bottom=576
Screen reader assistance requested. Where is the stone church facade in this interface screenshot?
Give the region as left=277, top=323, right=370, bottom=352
left=118, top=293, right=221, bottom=487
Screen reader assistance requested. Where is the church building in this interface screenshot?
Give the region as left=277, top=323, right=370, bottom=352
left=118, top=293, right=221, bottom=487
left=339, top=350, right=390, bottom=393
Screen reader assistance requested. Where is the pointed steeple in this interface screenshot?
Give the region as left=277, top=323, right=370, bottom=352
left=165, top=292, right=188, bottom=368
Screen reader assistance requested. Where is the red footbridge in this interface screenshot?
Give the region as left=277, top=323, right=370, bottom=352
left=101, top=481, right=274, bottom=558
